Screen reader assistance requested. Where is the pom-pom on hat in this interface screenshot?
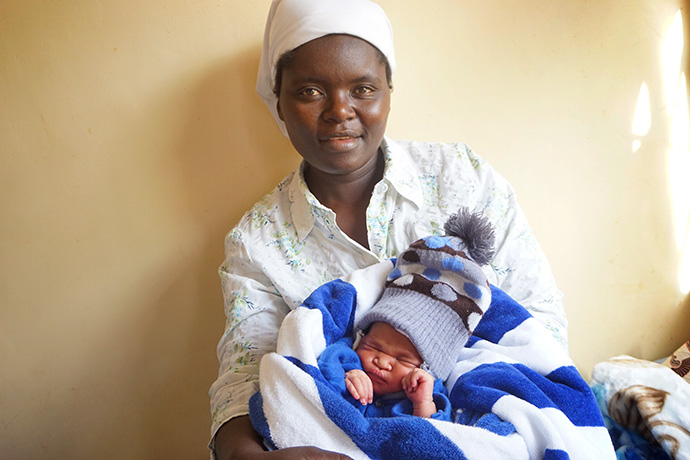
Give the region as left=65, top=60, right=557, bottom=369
left=358, top=207, right=496, bottom=381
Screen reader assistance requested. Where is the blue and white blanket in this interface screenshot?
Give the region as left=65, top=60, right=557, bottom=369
left=249, top=260, right=616, bottom=459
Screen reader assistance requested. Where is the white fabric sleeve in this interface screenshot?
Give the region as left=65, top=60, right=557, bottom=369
left=468, top=148, right=568, bottom=349
left=208, top=227, right=290, bottom=448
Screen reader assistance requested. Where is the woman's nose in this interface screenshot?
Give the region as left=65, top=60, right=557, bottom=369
left=323, top=92, right=355, bottom=122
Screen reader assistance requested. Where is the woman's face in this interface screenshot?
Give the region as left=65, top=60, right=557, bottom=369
left=277, top=34, right=391, bottom=180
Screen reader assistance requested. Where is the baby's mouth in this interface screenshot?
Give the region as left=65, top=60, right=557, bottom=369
left=367, top=368, right=386, bottom=383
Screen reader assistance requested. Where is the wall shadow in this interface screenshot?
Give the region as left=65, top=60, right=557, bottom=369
left=132, top=45, right=301, bottom=458
left=62, top=45, right=302, bottom=459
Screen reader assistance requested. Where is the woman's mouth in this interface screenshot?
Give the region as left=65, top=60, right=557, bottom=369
left=320, top=132, right=361, bottom=151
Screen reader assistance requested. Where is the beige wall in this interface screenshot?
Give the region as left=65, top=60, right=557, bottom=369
left=2, top=1, right=689, bottom=459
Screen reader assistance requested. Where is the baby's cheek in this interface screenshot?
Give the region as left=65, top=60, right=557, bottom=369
left=354, top=348, right=367, bottom=362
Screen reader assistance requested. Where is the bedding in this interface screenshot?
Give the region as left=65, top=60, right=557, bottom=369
left=590, top=349, right=690, bottom=460
left=249, top=260, right=615, bottom=459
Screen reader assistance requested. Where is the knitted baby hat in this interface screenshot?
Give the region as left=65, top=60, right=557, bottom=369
left=358, top=207, right=496, bottom=381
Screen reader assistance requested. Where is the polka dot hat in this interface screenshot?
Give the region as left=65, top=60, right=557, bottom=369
left=358, top=207, right=496, bottom=381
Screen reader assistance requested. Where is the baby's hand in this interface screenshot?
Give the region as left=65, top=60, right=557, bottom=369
left=345, top=369, right=373, bottom=406
left=402, top=368, right=436, bottom=418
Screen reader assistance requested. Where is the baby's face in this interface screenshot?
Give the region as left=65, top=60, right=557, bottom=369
left=355, top=322, right=423, bottom=394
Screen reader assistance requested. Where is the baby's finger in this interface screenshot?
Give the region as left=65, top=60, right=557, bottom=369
left=345, top=377, right=360, bottom=400
left=348, top=374, right=372, bottom=405
left=357, top=376, right=372, bottom=404
left=408, top=370, right=420, bottom=389
left=402, top=371, right=410, bottom=387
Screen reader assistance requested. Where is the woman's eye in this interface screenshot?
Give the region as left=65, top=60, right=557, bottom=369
left=354, top=86, right=374, bottom=95
left=300, top=88, right=322, bottom=97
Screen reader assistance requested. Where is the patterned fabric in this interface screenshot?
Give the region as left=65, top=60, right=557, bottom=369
left=590, top=355, right=690, bottom=460
left=209, top=137, right=567, bottom=450
left=662, top=340, right=690, bottom=383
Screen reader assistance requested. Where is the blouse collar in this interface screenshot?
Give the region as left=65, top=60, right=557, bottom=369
left=289, top=137, right=424, bottom=242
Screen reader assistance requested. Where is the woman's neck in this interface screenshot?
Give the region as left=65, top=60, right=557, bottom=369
left=304, top=150, right=385, bottom=249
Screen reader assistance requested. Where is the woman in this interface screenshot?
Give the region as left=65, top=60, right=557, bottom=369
left=209, top=1, right=568, bottom=459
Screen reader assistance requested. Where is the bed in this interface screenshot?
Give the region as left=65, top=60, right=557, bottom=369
left=589, top=340, right=690, bottom=460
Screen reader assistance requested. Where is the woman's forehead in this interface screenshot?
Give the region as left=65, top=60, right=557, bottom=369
left=284, top=35, right=387, bottom=80
left=293, top=35, right=380, bottom=64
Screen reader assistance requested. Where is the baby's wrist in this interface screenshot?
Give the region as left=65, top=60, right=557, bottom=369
left=412, top=400, right=437, bottom=418
left=412, top=399, right=435, bottom=408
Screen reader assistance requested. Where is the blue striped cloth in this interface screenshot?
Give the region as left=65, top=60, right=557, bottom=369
left=249, top=260, right=615, bottom=459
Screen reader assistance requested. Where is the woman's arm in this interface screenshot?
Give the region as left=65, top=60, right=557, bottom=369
left=214, top=416, right=266, bottom=459
left=478, top=163, right=568, bottom=347
left=211, top=228, right=356, bottom=460
left=210, top=257, right=288, bottom=437
left=457, top=145, right=568, bottom=348
left=210, top=228, right=290, bottom=447
left=215, top=416, right=354, bottom=460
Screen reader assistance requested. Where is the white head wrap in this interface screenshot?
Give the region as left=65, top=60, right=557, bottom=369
left=256, top=0, right=396, bottom=137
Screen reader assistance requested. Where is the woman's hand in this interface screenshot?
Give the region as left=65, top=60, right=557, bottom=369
left=402, top=368, right=436, bottom=418
left=215, top=416, right=353, bottom=460
left=344, top=369, right=373, bottom=405
left=254, top=446, right=354, bottom=459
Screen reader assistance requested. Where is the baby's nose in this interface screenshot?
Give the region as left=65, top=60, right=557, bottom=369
left=374, top=355, right=393, bottom=370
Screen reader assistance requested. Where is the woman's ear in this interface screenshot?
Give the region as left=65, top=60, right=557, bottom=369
left=276, top=100, right=284, bottom=121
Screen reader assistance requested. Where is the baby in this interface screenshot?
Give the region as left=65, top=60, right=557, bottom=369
left=346, top=321, right=438, bottom=417
left=335, top=208, right=496, bottom=419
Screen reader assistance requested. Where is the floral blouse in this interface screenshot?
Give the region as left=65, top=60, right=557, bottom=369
left=209, top=137, right=567, bottom=448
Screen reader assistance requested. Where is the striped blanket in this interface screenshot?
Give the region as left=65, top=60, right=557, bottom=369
left=249, top=260, right=616, bottom=459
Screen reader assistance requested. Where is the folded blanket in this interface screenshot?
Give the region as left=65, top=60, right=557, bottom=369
left=249, top=260, right=615, bottom=459
left=662, top=340, right=690, bottom=383
left=590, top=355, right=690, bottom=460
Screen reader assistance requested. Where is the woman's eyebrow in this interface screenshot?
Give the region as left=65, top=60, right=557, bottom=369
left=289, top=74, right=384, bottom=85
left=354, top=72, right=383, bottom=80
